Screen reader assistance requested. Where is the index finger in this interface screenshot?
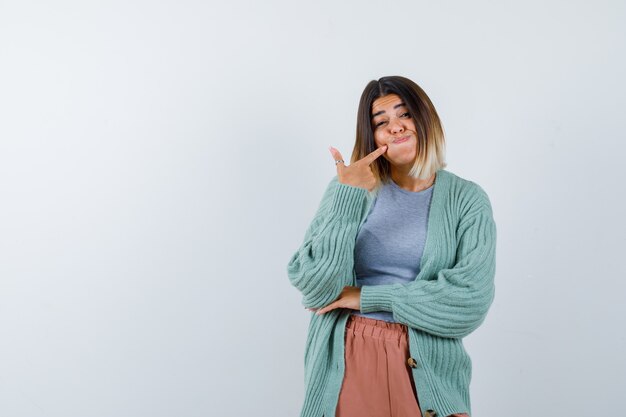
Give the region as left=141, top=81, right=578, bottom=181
left=361, top=145, right=387, bottom=165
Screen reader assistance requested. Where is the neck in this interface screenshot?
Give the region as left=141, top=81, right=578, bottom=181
left=390, top=169, right=436, bottom=193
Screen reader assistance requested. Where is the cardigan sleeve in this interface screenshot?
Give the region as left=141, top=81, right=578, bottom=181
left=359, top=188, right=497, bottom=338
left=287, top=176, right=369, bottom=309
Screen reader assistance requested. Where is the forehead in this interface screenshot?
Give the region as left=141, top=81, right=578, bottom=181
left=371, top=94, right=405, bottom=114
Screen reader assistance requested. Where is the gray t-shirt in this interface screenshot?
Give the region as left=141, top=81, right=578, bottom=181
left=352, top=178, right=434, bottom=322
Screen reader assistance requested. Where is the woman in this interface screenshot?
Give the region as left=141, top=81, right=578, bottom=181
left=287, top=76, right=496, bottom=417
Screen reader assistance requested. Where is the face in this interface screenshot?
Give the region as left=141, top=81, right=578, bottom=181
left=371, top=93, right=418, bottom=169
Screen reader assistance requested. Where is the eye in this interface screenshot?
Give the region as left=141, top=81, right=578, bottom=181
left=401, top=112, right=410, bottom=118
left=375, top=121, right=386, bottom=127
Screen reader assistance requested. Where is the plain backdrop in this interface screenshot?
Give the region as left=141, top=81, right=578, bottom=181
left=1, top=1, right=625, bottom=416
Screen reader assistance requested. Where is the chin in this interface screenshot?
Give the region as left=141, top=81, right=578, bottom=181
left=387, top=152, right=417, bottom=166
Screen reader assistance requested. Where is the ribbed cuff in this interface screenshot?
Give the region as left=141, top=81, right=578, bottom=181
left=329, top=182, right=368, bottom=220
left=360, top=284, right=397, bottom=313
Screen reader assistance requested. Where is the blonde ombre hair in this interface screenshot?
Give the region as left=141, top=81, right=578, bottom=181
left=351, top=76, right=447, bottom=193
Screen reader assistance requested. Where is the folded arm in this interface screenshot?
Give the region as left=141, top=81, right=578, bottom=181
left=360, top=189, right=497, bottom=338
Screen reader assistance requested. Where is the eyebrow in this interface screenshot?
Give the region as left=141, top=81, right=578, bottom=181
left=371, top=102, right=407, bottom=119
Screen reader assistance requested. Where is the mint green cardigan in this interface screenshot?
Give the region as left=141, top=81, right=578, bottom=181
left=287, top=169, right=497, bottom=417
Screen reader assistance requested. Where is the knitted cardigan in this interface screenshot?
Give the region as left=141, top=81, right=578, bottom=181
left=287, top=168, right=497, bottom=417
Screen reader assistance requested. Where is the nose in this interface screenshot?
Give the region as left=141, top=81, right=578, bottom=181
left=389, top=118, right=405, bottom=134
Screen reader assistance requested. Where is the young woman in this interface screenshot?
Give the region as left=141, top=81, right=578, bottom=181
left=287, top=75, right=497, bottom=417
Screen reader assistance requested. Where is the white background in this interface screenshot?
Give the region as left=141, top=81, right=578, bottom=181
left=1, top=1, right=625, bottom=416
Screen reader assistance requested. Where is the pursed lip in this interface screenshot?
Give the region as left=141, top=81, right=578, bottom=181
left=392, top=135, right=410, bottom=143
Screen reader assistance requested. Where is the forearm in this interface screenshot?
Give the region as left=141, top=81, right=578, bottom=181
left=287, top=177, right=369, bottom=309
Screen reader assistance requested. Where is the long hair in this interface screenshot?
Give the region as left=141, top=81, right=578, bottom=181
left=351, top=76, right=447, bottom=193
